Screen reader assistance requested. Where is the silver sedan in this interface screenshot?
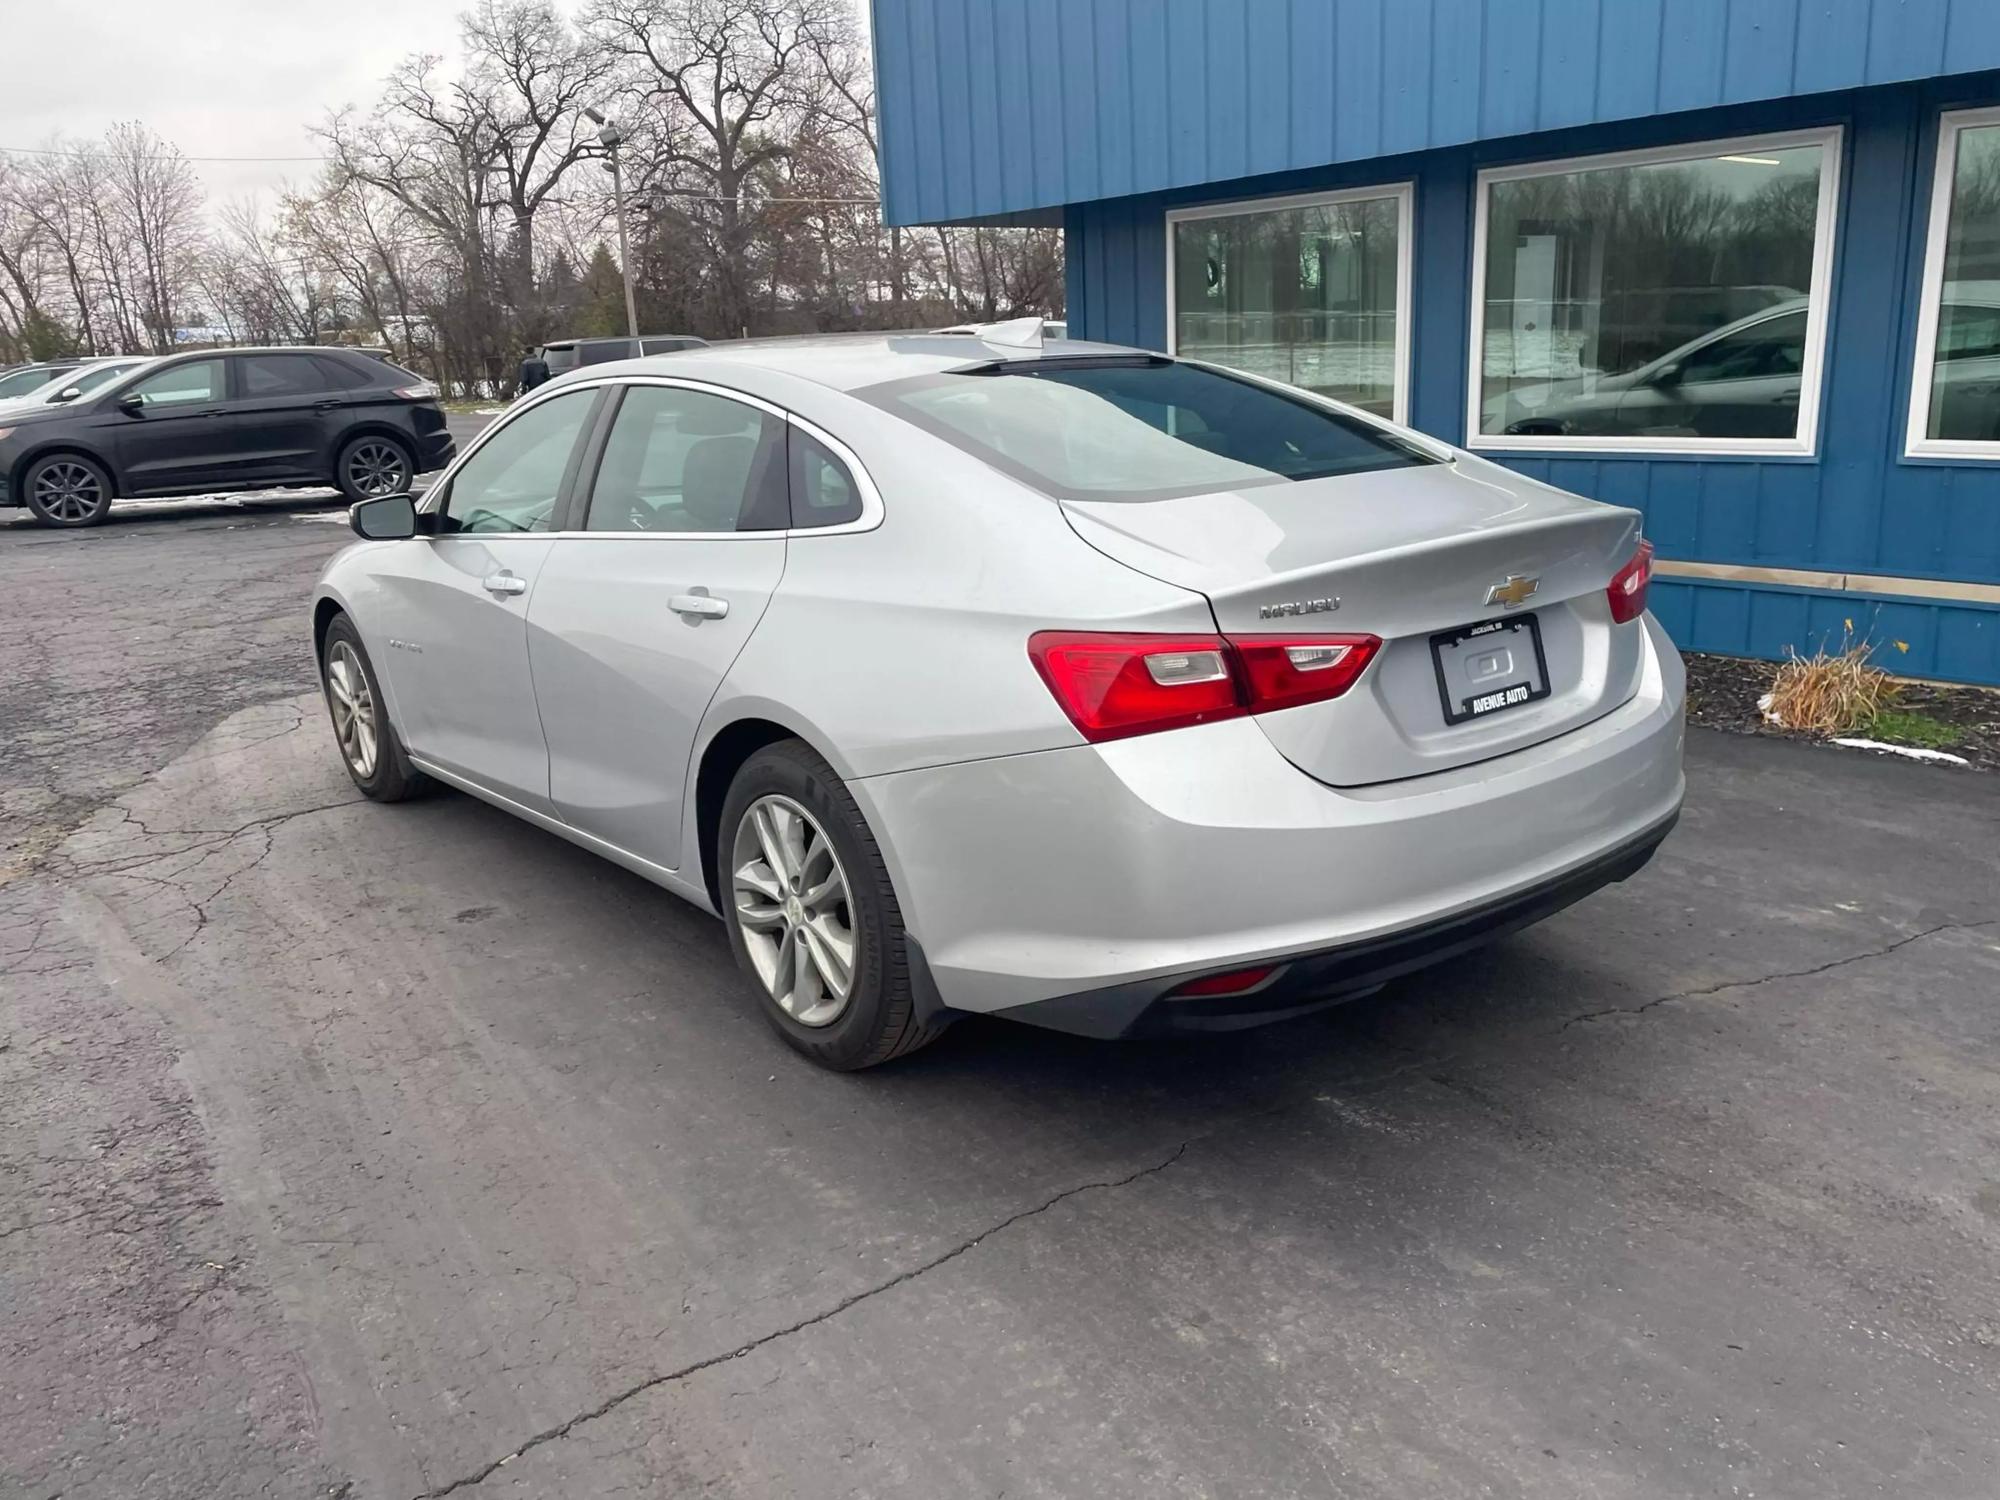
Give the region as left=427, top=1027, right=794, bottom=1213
left=311, top=326, right=1685, bottom=1069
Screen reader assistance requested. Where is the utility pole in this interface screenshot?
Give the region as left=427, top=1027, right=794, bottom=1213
left=585, top=107, right=641, bottom=340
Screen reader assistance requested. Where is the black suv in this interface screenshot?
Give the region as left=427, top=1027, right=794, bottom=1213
left=0, top=347, right=455, bottom=528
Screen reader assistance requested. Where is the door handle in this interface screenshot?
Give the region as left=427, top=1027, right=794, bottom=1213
left=669, top=592, right=729, bottom=620
left=483, top=571, right=528, bottom=596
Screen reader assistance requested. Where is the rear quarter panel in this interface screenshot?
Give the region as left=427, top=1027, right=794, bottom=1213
left=701, top=393, right=1218, bottom=780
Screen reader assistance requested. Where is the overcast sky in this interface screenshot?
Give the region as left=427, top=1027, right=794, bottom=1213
left=1, top=0, right=867, bottom=208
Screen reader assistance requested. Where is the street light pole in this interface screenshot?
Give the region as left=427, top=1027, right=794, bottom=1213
left=585, top=107, right=640, bottom=340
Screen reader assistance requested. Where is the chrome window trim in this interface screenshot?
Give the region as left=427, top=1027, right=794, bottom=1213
left=420, top=372, right=886, bottom=539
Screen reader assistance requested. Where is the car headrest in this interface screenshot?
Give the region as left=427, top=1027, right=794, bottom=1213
left=680, top=435, right=758, bottom=529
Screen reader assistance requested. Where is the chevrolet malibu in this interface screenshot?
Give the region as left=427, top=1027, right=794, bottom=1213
left=311, top=326, right=1684, bottom=1070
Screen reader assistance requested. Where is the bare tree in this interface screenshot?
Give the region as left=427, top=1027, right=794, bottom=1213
left=590, top=0, right=849, bottom=335
left=100, top=123, right=206, bottom=351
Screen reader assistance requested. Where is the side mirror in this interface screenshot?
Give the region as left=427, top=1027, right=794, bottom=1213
left=350, top=492, right=419, bottom=540
left=115, top=392, right=145, bottom=415
left=50, top=385, right=83, bottom=404
left=1649, top=362, right=1683, bottom=389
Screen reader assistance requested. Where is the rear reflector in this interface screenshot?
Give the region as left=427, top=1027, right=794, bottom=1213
left=1168, top=964, right=1279, bottom=998
left=1028, top=630, right=1382, bottom=743
left=1607, top=539, right=1654, bottom=624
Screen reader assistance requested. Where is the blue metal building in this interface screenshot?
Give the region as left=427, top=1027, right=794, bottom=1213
left=871, top=0, right=2000, bottom=686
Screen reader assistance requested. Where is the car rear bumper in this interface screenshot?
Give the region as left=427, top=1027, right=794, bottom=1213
left=849, top=614, right=1685, bottom=1028
left=417, top=430, right=456, bottom=472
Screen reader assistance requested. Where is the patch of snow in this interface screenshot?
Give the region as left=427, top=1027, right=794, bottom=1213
left=1830, top=737, right=1970, bottom=766
left=1757, top=691, right=1784, bottom=726
left=475, top=407, right=507, bottom=415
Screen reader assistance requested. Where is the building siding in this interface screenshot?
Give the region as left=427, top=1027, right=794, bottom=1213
left=874, top=0, right=2000, bottom=227
left=1063, top=79, right=2000, bottom=686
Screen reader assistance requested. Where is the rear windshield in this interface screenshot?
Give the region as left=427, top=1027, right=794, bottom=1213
left=864, top=359, right=1436, bottom=501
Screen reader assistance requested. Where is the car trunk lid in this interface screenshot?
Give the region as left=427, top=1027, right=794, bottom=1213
left=1059, top=458, right=1649, bottom=786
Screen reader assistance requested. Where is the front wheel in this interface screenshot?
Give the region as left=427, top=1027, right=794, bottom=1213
left=335, top=435, right=414, bottom=503
left=320, top=615, right=428, bottom=801
left=23, top=453, right=115, bottom=528
left=718, top=741, right=947, bottom=1070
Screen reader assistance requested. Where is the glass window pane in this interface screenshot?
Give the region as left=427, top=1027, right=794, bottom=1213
left=1928, top=122, right=2000, bottom=443
left=789, top=428, right=862, bottom=528
left=441, top=389, right=595, bottom=534
left=1173, top=194, right=1403, bottom=415
left=131, top=359, right=223, bottom=407
left=1478, top=142, right=1825, bottom=442
left=875, top=360, right=1433, bottom=502
left=586, top=385, right=781, bottom=532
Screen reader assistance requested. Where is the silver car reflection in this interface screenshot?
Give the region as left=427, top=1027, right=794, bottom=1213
left=312, top=324, right=1685, bottom=1070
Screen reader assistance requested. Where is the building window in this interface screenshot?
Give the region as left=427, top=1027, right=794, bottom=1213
left=1907, top=107, right=2000, bottom=459
left=1468, top=129, right=1841, bottom=455
left=1167, top=185, right=1412, bottom=422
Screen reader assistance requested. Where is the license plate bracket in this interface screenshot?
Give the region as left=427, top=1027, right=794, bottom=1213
left=1430, top=614, right=1551, bottom=726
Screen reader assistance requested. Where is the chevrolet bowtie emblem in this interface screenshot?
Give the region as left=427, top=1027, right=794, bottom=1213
left=1486, top=575, right=1540, bottom=609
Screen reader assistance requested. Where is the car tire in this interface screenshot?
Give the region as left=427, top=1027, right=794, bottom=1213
left=718, top=740, right=948, bottom=1070
left=320, top=614, right=429, bottom=802
left=335, top=435, right=414, bottom=504
left=23, top=452, right=115, bottom=528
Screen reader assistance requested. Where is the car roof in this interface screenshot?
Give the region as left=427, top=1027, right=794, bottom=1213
left=562, top=328, right=1141, bottom=394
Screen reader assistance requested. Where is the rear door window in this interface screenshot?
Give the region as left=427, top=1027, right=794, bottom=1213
left=867, top=359, right=1434, bottom=501
left=579, top=339, right=637, bottom=365
left=584, top=385, right=786, bottom=533
left=237, top=353, right=330, bottom=398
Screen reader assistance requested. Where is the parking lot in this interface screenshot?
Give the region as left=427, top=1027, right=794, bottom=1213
left=3, top=483, right=1998, bottom=1498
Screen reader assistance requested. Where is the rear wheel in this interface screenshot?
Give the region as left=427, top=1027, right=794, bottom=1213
left=320, top=615, right=428, bottom=801
left=23, top=453, right=114, bottom=528
left=335, top=435, right=413, bottom=503
left=719, top=741, right=947, bottom=1070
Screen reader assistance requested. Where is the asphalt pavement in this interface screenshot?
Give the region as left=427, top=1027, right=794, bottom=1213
left=2, top=484, right=1997, bottom=1499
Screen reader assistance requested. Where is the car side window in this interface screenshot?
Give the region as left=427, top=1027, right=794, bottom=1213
left=128, top=359, right=223, bottom=408
left=788, top=427, right=864, bottom=528
left=439, top=389, right=597, bottom=535
left=238, top=354, right=329, bottom=398
left=585, top=385, right=786, bottom=533
left=312, top=355, right=374, bottom=390
left=1677, top=312, right=1806, bottom=383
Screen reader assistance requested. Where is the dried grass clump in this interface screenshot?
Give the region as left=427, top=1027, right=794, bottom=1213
left=1765, top=633, right=1899, bottom=736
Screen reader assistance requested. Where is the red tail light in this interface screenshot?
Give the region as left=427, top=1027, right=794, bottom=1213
left=1231, top=635, right=1381, bottom=712
left=1028, top=630, right=1382, bottom=743
left=1607, top=539, right=1654, bottom=624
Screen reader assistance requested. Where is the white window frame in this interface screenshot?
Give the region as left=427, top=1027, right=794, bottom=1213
left=1465, top=126, right=1844, bottom=458
left=1906, top=105, right=2000, bottom=460
left=1165, top=182, right=1415, bottom=425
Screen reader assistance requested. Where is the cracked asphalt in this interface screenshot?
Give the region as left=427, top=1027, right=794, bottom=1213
left=4, top=483, right=2000, bottom=1498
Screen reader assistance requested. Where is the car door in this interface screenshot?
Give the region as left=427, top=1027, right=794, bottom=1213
left=225, top=352, right=338, bottom=481
left=107, top=358, right=232, bottom=494
left=1616, top=309, right=1807, bottom=441
left=526, top=380, right=792, bottom=871
left=366, top=386, right=603, bottom=810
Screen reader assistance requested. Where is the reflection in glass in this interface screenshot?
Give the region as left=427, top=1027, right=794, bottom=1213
left=1928, top=123, right=2000, bottom=444
left=1173, top=195, right=1402, bottom=416
left=1478, top=143, right=1826, bottom=442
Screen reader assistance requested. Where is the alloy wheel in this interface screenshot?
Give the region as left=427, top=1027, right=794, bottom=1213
left=33, top=461, right=105, bottom=523
left=325, top=641, right=379, bottom=779
left=730, top=794, right=856, bottom=1028
left=346, top=441, right=408, bottom=498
